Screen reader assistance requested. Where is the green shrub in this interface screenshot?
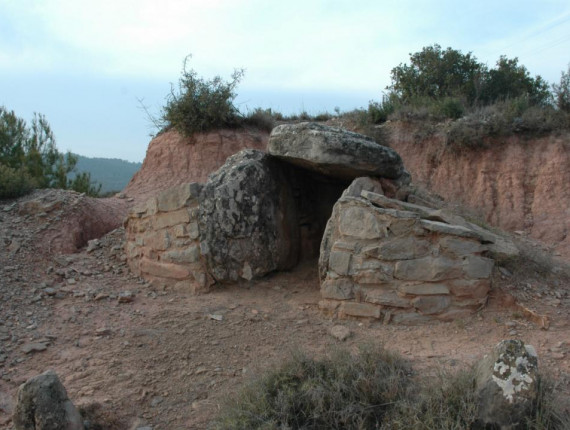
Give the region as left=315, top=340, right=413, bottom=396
left=212, top=346, right=568, bottom=429
left=437, top=97, right=464, bottom=119
left=242, top=108, right=277, bottom=132
left=0, top=164, right=36, bottom=199
left=162, top=56, right=244, bottom=137
left=385, top=368, right=478, bottom=429
left=212, top=345, right=411, bottom=430
left=445, top=97, right=570, bottom=151
left=368, top=97, right=395, bottom=124
left=314, top=112, right=333, bottom=122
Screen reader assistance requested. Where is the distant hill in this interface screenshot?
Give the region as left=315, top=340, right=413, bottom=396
left=70, top=155, right=142, bottom=194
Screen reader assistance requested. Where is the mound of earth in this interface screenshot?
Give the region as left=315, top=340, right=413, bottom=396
left=3, top=189, right=127, bottom=257
left=123, top=128, right=269, bottom=204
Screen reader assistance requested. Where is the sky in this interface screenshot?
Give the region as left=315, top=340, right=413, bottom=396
left=1, top=0, right=569, bottom=162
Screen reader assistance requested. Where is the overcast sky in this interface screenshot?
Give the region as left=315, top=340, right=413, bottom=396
left=1, top=0, right=569, bottom=162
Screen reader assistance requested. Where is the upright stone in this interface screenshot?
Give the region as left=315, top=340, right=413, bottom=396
left=13, top=370, right=84, bottom=430
left=198, top=150, right=299, bottom=282
left=474, top=340, right=540, bottom=429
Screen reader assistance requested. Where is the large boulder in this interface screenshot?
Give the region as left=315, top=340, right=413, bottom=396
left=268, top=122, right=405, bottom=180
left=198, top=150, right=299, bottom=282
left=474, top=340, right=540, bottom=429
left=13, top=370, right=84, bottom=430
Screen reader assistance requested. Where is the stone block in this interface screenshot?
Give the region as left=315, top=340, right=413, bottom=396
left=125, top=242, right=140, bottom=258
left=161, top=245, right=201, bottom=264
left=157, top=182, right=202, bottom=212
left=398, top=283, right=450, bottom=295
left=140, top=258, right=192, bottom=280
left=364, top=287, right=411, bottom=308
left=144, top=231, right=170, bottom=251
left=329, top=250, right=351, bottom=276
left=394, top=257, right=462, bottom=282
left=439, top=236, right=484, bottom=257
left=342, top=177, right=384, bottom=198
left=387, top=217, right=419, bottom=236
left=411, top=295, right=451, bottom=315
left=173, top=225, right=188, bottom=238
left=353, top=269, right=393, bottom=284
left=363, top=237, right=430, bottom=261
left=341, top=302, right=381, bottom=318
left=321, top=278, right=355, bottom=300
left=153, top=209, right=191, bottom=230
left=350, top=256, right=394, bottom=272
left=339, top=205, right=387, bottom=239
left=450, top=279, right=491, bottom=298
left=420, top=219, right=483, bottom=240
left=463, top=256, right=494, bottom=279
left=187, top=221, right=200, bottom=239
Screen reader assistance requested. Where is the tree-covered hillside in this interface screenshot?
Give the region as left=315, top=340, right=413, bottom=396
left=69, top=155, right=141, bottom=194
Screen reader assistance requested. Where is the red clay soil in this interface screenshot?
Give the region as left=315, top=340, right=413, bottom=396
left=12, top=189, right=128, bottom=255
left=387, top=123, right=570, bottom=262
left=123, top=128, right=268, bottom=204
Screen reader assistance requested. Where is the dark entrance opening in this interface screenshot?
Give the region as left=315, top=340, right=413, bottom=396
left=282, top=164, right=351, bottom=264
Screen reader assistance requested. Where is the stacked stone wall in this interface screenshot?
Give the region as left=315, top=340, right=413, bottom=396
left=124, top=183, right=212, bottom=293
left=319, top=190, right=497, bottom=324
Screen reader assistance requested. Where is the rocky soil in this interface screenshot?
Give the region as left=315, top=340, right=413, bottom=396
left=0, top=190, right=569, bottom=429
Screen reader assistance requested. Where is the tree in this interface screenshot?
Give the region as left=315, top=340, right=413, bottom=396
left=388, top=45, right=550, bottom=109
left=553, top=64, right=570, bottom=113
left=480, top=56, right=551, bottom=105
left=389, top=44, right=484, bottom=103
left=0, top=107, right=100, bottom=198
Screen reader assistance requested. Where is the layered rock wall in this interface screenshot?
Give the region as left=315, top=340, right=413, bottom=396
left=387, top=123, right=570, bottom=261
left=125, top=183, right=211, bottom=293
left=319, top=190, right=497, bottom=324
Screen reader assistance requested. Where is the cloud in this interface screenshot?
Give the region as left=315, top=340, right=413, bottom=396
left=2, top=0, right=569, bottom=91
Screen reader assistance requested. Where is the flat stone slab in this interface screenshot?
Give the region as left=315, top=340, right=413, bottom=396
left=268, top=122, right=405, bottom=180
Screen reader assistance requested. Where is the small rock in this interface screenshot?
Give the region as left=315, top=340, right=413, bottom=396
left=118, top=291, right=134, bottom=303
left=94, top=293, right=109, bottom=301
left=499, top=267, right=513, bottom=277
left=21, top=342, right=48, bottom=354
left=330, top=325, right=351, bottom=341
left=86, top=239, right=100, bottom=253
left=150, top=396, right=163, bottom=407
left=95, top=328, right=111, bottom=336
left=208, top=314, right=223, bottom=321
left=44, top=288, right=56, bottom=296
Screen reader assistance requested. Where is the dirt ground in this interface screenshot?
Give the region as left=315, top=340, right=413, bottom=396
left=0, top=195, right=569, bottom=429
